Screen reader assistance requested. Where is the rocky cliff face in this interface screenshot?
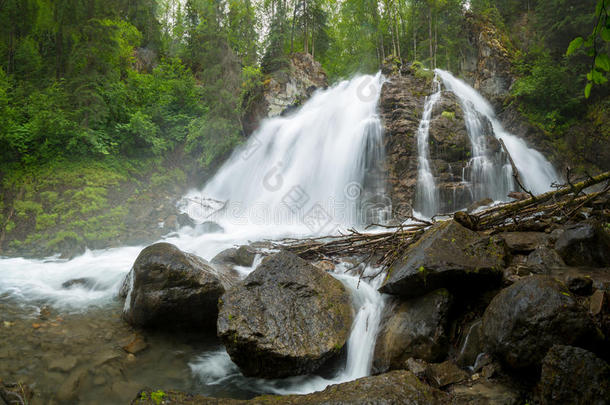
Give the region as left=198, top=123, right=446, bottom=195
left=243, top=53, right=327, bottom=135
left=460, top=13, right=514, bottom=109
left=380, top=61, right=505, bottom=219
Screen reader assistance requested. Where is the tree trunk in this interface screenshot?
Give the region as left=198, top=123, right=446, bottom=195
left=428, top=8, right=433, bottom=67
left=290, top=0, right=298, bottom=54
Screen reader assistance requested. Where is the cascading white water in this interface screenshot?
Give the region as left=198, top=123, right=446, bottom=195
left=182, top=72, right=389, bottom=233
left=414, top=69, right=560, bottom=217
left=414, top=76, right=442, bottom=217
left=436, top=69, right=560, bottom=198
left=0, top=73, right=389, bottom=397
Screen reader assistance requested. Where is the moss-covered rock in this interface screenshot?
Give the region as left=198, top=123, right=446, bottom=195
left=379, top=220, right=506, bottom=298
left=122, top=243, right=237, bottom=331
left=217, top=251, right=353, bottom=378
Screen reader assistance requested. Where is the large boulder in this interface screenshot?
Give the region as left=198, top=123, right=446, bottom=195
left=217, top=251, right=353, bottom=378
left=132, top=370, right=448, bottom=404
left=372, top=289, right=452, bottom=373
left=122, top=243, right=236, bottom=330
left=380, top=220, right=506, bottom=298
left=539, top=345, right=609, bottom=405
left=481, top=276, right=600, bottom=369
left=554, top=222, right=610, bottom=267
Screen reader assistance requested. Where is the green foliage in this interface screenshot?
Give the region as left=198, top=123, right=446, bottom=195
left=564, top=0, right=610, bottom=97
left=512, top=50, right=583, bottom=132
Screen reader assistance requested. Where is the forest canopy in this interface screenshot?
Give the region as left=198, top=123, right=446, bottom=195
left=0, top=0, right=606, bottom=167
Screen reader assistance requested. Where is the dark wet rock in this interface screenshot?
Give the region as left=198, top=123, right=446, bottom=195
left=62, top=277, right=103, bottom=290
left=373, top=289, right=452, bottom=373
left=566, top=274, right=594, bottom=296
left=132, top=370, right=449, bottom=404
left=499, top=232, right=549, bottom=253
left=197, top=221, right=224, bottom=234
left=525, top=246, right=565, bottom=269
left=217, top=251, right=353, bottom=378
left=481, top=276, right=600, bottom=370
left=467, top=198, right=494, bottom=213
left=211, top=245, right=257, bottom=268
left=380, top=221, right=506, bottom=298
left=456, top=319, right=484, bottom=368
left=425, top=361, right=469, bottom=388
left=450, top=381, right=521, bottom=405
left=122, top=243, right=236, bottom=330
left=555, top=222, right=610, bottom=267
left=539, top=345, right=609, bottom=405
left=177, top=213, right=195, bottom=228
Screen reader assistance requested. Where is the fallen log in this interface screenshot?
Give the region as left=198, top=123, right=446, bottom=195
left=274, top=171, right=610, bottom=275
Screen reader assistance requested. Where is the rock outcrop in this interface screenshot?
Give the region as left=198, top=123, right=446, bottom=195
left=373, top=289, right=452, bottom=373
left=122, top=243, right=236, bottom=330
left=379, top=62, right=432, bottom=217
left=242, top=53, right=327, bottom=135
left=217, top=251, right=353, bottom=378
left=380, top=220, right=506, bottom=298
left=460, top=12, right=513, bottom=108
left=481, top=276, right=600, bottom=370
left=380, top=60, right=508, bottom=218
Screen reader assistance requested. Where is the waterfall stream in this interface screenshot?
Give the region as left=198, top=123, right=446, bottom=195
left=0, top=74, right=389, bottom=399
left=414, top=76, right=442, bottom=217
left=0, top=68, right=562, bottom=400
left=414, top=69, right=560, bottom=217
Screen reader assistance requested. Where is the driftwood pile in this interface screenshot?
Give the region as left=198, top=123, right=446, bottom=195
left=275, top=171, right=610, bottom=273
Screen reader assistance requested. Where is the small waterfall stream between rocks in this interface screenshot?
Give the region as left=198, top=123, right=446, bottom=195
left=0, top=69, right=562, bottom=402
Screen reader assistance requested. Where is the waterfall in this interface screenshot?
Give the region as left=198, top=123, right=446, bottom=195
left=0, top=73, right=390, bottom=397
left=414, top=76, right=442, bottom=217
left=183, top=72, right=389, bottom=233
left=414, top=69, right=560, bottom=217
left=436, top=69, right=559, bottom=197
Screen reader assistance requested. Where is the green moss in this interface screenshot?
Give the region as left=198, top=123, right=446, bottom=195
left=150, top=390, right=166, bottom=405
left=441, top=111, right=456, bottom=120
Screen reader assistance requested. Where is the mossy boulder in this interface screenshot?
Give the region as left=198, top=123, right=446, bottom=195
left=481, top=276, right=600, bottom=370
left=379, top=220, right=506, bottom=298
left=122, top=243, right=236, bottom=330
left=217, top=251, right=353, bottom=378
